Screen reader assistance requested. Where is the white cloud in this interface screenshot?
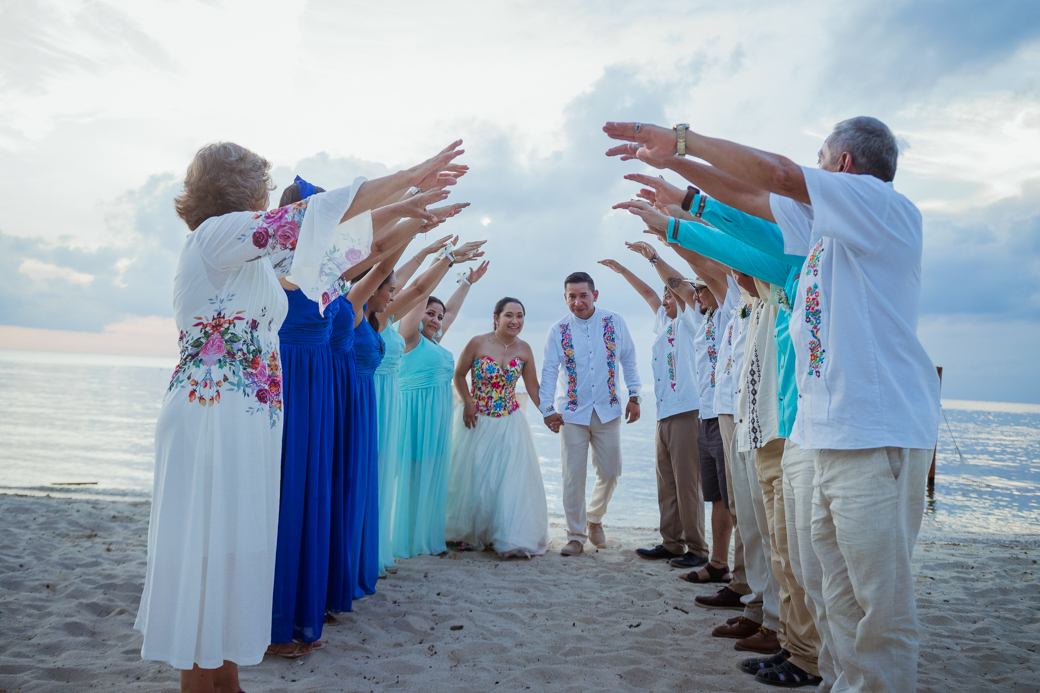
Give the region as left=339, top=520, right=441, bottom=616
left=18, top=258, right=94, bottom=286
left=1, top=1, right=1040, bottom=402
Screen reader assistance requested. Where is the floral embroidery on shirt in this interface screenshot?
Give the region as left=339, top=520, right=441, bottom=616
left=471, top=356, right=522, bottom=417
left=805, top=238, right=824, bottom=277
left=705, top=313, right=718, bottom=388
left=559, top=323, right=578, bottom=411
left=723, top=323, right=735, bottom=375
left=168, top=295, right=283, bottom=427
left=804, top=284, right=825, bottom=377
left=603, top=316, right=619, bottom=406
left=666, top=322, right=677, bottom=391
left=802, top=239, right=826, bottom=377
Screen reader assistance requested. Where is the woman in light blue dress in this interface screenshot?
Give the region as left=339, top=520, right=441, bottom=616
left=392, top=261, right=489, bottom=558
left=366, top=237, right=488, bottom=572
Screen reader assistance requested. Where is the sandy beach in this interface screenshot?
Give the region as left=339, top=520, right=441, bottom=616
left=0, top=494, right=1037, bottom=693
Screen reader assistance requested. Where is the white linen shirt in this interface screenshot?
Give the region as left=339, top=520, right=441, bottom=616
left=651, top=304, right=701, bottom=421
left=539, top=306, right=641, bottom=426
left=769, top=167, right=941, bottom=450
left=693, top=286, right=738, bottom=420
left=714, top=287, right=753, bottom=417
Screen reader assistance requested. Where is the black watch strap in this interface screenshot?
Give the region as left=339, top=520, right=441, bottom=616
left=681, top=186, right=699, bottom=212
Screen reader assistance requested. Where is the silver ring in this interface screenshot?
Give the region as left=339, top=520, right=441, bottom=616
left=634, top=122, right=642, bottom=133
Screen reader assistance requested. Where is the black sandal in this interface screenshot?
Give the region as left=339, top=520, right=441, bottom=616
left=755, top=660, right=821, bottom=687
left=680, top=561, right=731, bottom=583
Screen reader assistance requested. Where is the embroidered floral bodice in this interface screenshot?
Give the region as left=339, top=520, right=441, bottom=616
left=470, top=356, right=523, bottom=417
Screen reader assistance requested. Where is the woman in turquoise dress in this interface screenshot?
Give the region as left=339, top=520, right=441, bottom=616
left=366, top=238, right=488, bottom=572
left=392, top=261, right=489, bottom=558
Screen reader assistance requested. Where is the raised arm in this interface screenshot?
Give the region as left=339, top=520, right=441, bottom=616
left=603, top=121, right=808, bottom=206
left=623, top=241, right=698, bottom=307
left=382, top=240, right=487, bottom=329
left=597, top=258, right=661, bottom=315
left=438, top=261, right=489, bottom=340
left=398, top=294, right=427, bottom=354
left=393, top=234, right=454, bottom=288
left=342, top=140, right=466, bottom=222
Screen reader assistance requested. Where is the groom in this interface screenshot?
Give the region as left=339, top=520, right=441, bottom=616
left=539, top=271, right=641, bottom=556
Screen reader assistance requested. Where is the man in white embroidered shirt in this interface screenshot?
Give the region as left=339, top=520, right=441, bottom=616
left=604, top=118, right=940, bottom=692
left=540, top=271, right=641, bottom=557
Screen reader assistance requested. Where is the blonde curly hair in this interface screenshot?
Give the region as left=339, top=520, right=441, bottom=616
left=174, top=142, right=275, bottom=231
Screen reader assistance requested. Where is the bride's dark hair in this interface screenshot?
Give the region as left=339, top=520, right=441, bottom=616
left=493, top=297, right=525, bottom=330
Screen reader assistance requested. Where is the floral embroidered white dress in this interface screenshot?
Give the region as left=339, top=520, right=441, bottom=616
left=134, top=185, right=371, bottom=670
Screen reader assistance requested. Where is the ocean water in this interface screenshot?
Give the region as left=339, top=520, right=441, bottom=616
left=1, top=349, right=1038, bottom=546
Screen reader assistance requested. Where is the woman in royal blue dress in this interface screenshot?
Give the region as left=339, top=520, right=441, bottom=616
left=392, top=261, right=489, bottom=558
left=268, top=167, right=457, bottom=657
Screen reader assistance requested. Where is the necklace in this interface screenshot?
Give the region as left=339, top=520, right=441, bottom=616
left=492, top=333, right=517, bottom=350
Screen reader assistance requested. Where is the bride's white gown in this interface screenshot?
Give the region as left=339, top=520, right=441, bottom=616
left=446, top=356, right=550, bottom=557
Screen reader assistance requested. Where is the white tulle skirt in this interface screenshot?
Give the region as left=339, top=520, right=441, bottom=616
left=445, top=406, right=551, bottom=557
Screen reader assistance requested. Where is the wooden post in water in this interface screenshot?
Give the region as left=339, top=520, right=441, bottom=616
left=928, top=366, right=943, bottom=487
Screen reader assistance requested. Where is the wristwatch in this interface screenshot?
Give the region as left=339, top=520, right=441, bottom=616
left=629, top=395, right=642, bottom=404
left=674, top=124, right=690, bottom=156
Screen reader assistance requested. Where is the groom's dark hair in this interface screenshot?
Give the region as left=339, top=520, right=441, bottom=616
left=564, top=271, right=595, bottom=291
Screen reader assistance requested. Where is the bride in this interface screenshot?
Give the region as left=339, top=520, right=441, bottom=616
left=446, top=297, right=551, bottom=557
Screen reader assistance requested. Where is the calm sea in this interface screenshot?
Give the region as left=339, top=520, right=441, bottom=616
left=1, top=349, right=1038, bottom=546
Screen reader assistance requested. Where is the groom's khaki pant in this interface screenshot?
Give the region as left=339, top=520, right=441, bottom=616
left=560, top=410, right=621, bottom=543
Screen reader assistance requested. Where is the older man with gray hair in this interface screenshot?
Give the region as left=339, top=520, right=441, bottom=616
left=604, top=117, right=940, bottom=693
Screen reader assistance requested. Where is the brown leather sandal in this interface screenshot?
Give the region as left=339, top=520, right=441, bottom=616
left=679, top=561, right=732, bottom=583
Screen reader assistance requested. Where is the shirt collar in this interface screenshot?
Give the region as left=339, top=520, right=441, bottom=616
left=572, top=306, right=598, bottom=324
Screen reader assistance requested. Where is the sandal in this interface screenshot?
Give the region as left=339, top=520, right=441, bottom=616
left=680, top=561, right=732, bottom=583
left=265, top=642, right=313, bottom=659
left=755, top=659, right=821, bottom=687
left=324, top=612, right=340, bottom=625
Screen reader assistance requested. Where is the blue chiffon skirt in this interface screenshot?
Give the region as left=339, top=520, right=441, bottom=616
left=270, top=343, right=332, bottom=644
left=350, top=372, right=380, bottom=597
left=391, top=381, right=453, bottom=558
left=374, top=370, right=399, bottom=572
left=326, top=349, right=358, bottom=612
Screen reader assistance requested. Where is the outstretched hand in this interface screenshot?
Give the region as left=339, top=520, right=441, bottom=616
left=407, top=140, right=466, bottom=188
left=613, top=199, right=671, bottom=235
left=466, top=260, right=490, bottom=284
left=598, top=259, right=626, bottom=274
left=430, top=202, right=470, bottom=222
left=603, top=122, right=681, bottom=168
left=399, top=188, right=450, bottom=224
left=625, top=173, right=687, bottom=207
left=454, top=239, right=487, bottom=264
left=625, top=241, right=656, bottom=261
left=420, top=234, right=455, bottom=257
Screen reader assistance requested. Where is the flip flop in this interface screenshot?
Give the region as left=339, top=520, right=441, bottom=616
left=680, top=562, right=732, bottom=583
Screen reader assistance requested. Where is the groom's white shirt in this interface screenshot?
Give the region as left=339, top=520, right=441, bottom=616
left=539, top=306, right=641, bottom=426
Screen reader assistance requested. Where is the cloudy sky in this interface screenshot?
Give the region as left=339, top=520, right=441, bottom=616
left=2, top=0, right=1039, bottom=402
